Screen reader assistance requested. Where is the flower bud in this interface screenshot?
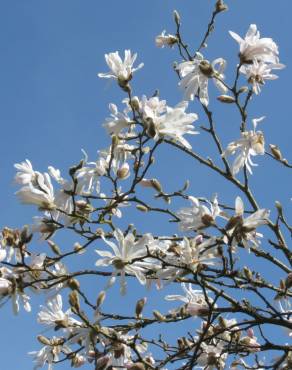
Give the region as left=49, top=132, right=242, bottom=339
left=117, top=163, right=130, bottom=179
left=136, top=205, right=149, bottom=212
left=243, top=266, right=253, bottom=280
left=96, top=290, right=106, bottom=308
left=153, top=310, right=165, bottom=321
left=135, top=297, right=147, bottom=318
left=68, top=278, right=80, bottom=290
left=129, top=96, right=140, bottom=111
left=238, top=86, right=249, bottom=94
left=47, top=240, right=61, bottom=255
left=37, top=335, right=51, bottom=345
left=216, top=0, right=228, bottom=13
left=150, top=178, right=162, bottom=193
left=173, top=10, right=180, bottom=26
left=217, top=95, right=236, bottom=103
left=270, top=144, right=282, bottom=160
left=69, top=290, right=80, bottom=311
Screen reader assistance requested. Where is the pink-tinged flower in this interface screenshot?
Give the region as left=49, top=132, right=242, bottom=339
left=98, top=50, right=144, bottom=88
left=177, top=52, right=227, bottom=105
left=222, top=117, right=265, bottom=175
left=240, top=59, right=285, bottom=94
left=229, top=24, right=280, bottom=64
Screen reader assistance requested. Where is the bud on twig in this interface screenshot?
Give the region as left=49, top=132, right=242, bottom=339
left=151, top=178, right=163, bottom=193
left=217, top=95, right=236, bottom=103
left=68, top=278, right=80, bottom=290
left=135, top=297, right=147, bottom=318
left=238, top=86, right=249, bottom=94
left=37, top=335, right=51, bottom=345
left=153, top=310, right=165, bottom=321
left=216, top=0, right=228, bottom=13
left=270, top=144, right=283, bottom=160
left=136, top=205, right=149, bottom=212
left=173, top=10, right=181, bottom=26
left=47, top=240, right=61, bottom=255
left=96, top=291, right=106, bottom=308
left=69, top=290, right=80, bottom=311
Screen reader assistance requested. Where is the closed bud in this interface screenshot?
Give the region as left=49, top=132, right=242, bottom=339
left=69, top=290, right=80, bottom=311
left=173, top=10, right=181, bottom=26
left=151, top=178, right=162, bottom=193
left=153, top=310, right=165, bottom=321
left=135, top=297, right=147, bottom=318
left=280, top=279, right=286, bottom=290
left=129, top=96, right=140, bottom=111
left=37, top=335, right=51, bottom=345
left=270, top=144, right=282, bottom=160
left=136, top=205, right=149, bottom=212
left=243, top=266, right=253, bottom=280
left=47, top=240, right=61, bottom=255
left=216, top=0, right=228, bottom=12
left=217, top=95, right=236, bottom=103
left=96, top=291, right=106, bottom=308
left=238, top=86, right=249, bottom=94
left=68, top=278, right=80, bottom=290
left=117, top=163, right=130, bottom=179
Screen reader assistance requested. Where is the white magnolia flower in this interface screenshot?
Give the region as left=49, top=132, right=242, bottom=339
left=229, top=24, right=280, bottom=64
left=29, top=340, right=71, bottom=370
left=240, top=59, right=285, bottom=94
left=103, top=103, right=133, bottom=136
left=98, top=50, right=144, bottom=88
left=222, top=116, right=265, bottom=175
left=151, top=101, right=198, bottom=149
left=196, top=342, right=227, bottom=370
left=139, top=95, right=167, bottom=121
left=96, top=229, right=156, bottom=294
left=225, top=196, right=270, bottom=250
left=177, top=196, right=223, bottom=231
left=76, top=150, right=107, bottom=195
left=16, top=172, right=55, bottom=209
left=38, top=294, right=80, bottom=329
left=14, top=159, right=36, bottom=185
left=165, top=283, right=213, bottom=316
left=155, top=30, right=178, bottom=48
left=156, top=237, right=218, bottom=283
left=177, top=52, right=227, bottom=105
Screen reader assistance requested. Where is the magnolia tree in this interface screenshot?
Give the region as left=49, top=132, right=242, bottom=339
left=1, top=1, right=292, bottom=369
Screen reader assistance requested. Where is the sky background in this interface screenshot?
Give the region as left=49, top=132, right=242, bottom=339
left=0, top=0, right=291, bottom=369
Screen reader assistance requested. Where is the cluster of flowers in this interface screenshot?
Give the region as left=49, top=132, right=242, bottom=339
left=0, top=10, right=290, bottom=370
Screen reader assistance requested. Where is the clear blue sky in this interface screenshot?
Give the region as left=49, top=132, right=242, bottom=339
left=0, top=1, right=291, bottom=369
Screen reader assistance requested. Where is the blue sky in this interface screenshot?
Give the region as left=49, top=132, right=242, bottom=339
left=0, top=1, right=291, bottom=369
